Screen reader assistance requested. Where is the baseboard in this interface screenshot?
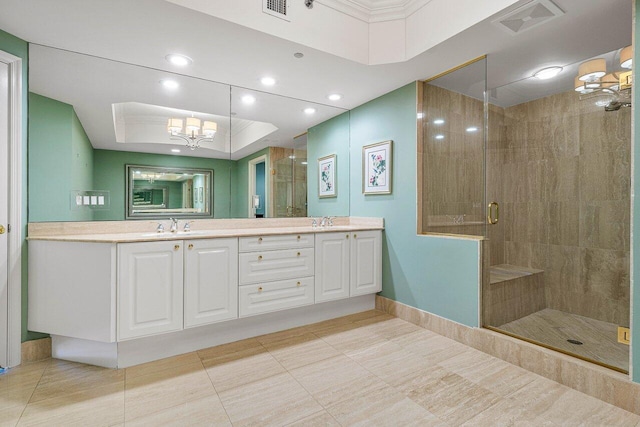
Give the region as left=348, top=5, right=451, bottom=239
left=21, top=337, right=52, bottom=363
left=376, top=295, right=640, bottom=415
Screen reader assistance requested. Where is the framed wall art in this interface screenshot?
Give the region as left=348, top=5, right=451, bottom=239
left=363, top=140, right=392, bottom=195
left=318, top=154, right=337, bottom=198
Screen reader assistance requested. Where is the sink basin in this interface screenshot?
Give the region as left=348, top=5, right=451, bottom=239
left=176, top=230, right=210, bottom=236
left=138, top=230, right=211, bottom=238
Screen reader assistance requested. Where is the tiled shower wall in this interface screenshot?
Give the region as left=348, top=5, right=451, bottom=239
left=488, top=91, right=631, bottom=326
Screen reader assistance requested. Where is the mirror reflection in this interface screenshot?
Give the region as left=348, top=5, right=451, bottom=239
left=27, top=44, right=350, bottom=222
left=229, top=87, right=347, bottom=219
left=126, top=165, right=212, bottom=219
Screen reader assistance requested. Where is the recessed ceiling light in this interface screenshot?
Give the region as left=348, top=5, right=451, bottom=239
left=242, top=95, right=256, bottom=105
left=260, top=76, right=276, bottom=86
left=304, top=107, right=316, bottom=114
left=165, top=54, right=192, bottom=67
left=327, top=93, right=342, bottom=101
left=294, top=52, right=304, bottom=59
left=466, top=126, right=479, bottom=132
left=435, top=134, right=445, bottom=140
left=161, top=79, right=179, bottom=89
left=171, top=149, right=181, bottom=153
left=433, top=119, right=445, bottom=125
left=533, top=66, right=563, bottom=80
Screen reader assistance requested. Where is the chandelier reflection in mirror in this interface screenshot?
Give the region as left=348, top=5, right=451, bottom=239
left=167, top=116, right=217, bottom=150
left=574, top=45, right=632, bottom=111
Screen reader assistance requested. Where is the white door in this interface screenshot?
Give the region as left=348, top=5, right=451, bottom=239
left=315, top=232, right=350, bottom=302
left=117, top=241, right=184, bottom=340
left=0, top=61, right=8, bottom=367
left=184, top=238, right=238, bottom=328
left=350, top=230, right=382, bottom=296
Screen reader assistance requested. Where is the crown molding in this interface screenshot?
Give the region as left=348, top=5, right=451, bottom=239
left=317, top=0, right=433, bottom=23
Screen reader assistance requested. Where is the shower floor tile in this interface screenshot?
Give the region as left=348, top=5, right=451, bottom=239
left=498, top=308, right=629, bottom=372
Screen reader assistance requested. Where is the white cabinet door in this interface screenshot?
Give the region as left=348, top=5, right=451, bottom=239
left=118, top=241, right=184, bottom=340
left=184, top=238, right=238, bottom=328
left=350, top=230, right=382, bottom=296
left=315, top=232, right=350, bottom=303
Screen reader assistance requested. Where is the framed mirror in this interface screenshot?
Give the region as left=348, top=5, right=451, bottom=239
left=126, top=165, right=213, bottom=219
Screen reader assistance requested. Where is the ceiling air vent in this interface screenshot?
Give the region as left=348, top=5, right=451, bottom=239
left=492, top=0, right=564, bottom=35
left=263, top=0, right=290, bottom=21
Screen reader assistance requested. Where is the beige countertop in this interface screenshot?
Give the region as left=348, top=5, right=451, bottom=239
left=27, top=217, right=384, bottom=243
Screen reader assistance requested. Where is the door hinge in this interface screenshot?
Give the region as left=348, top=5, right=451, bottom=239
left=618, top=326, right=630, bottom=345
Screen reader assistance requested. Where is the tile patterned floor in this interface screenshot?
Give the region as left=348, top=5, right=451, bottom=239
left=499, top=308, right=629, bottom=372
left=1, top=310, right=639, bottom=426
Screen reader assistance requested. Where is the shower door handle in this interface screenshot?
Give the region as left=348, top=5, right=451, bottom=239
left=487, top=202, right=499, bottom=225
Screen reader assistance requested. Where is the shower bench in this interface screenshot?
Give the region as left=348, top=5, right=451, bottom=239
left=485, top=264, right=544, bottom=327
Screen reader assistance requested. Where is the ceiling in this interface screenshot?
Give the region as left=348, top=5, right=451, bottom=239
left=0, top=0, right=633, bottom=158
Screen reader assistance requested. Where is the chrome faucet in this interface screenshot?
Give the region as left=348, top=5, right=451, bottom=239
left=311, top=218, right=318, bottom=228
left=319, top=216, right=335, bottom=227
left=156, top=222, right=165, bottom=233
left=183, top=221, right=194, bottom=232
left=169, top=218, right=179, bottom=233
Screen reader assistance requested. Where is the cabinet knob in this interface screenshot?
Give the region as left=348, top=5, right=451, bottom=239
left=346, top=234, right=349, bottom=239
left=297, top=235, right=301, bottom=240
left=297, top=281, right=301, bottom=287
left=354, top=234, right=357, bottom=238
left=174, top=245, right=180, bottom=250
left=258, top=237, right=263, bottom=242
left=297, top=252, right=301, bottom=256
left=258, top=286, right=263, bottom=292
left=258, top=255, right=263, bottom=261
left=188, top=244, right=194, bottom=250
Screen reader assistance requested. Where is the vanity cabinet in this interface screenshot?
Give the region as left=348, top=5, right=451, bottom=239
left=238, top=234, right=315, bottom=317
left=184, top=238, right=238, bottom=328
left=315, top=230, right=382, bottom=302
left=117, top=241, right=184, bottom=340
left=28, top=222, right=383, bottom=368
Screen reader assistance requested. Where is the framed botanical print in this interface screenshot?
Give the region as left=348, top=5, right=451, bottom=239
left=318, top=154, right=337, bottom=198
left=363, top=140, right=392, bottom=194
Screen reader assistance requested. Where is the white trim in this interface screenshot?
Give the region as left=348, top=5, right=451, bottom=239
left=318, top=0, right=432, bottom=22
left=0, top=50, right=22, bottom=367
left=247, top=155, right=268, bottom=218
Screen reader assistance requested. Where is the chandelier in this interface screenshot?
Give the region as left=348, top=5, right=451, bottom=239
left=167, top=117, right=217, bottom=150
left=574, top=45, right=632, bottom=111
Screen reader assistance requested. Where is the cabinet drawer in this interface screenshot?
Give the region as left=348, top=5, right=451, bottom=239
left=239, top=248, right=314, bottom=285
left=239, top=234, right=314, bottom=252
left=239, top=277, right=314, bottom=317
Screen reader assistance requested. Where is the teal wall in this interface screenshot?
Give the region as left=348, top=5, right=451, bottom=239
left=0, top=29, right=46, bottom=342
left=93, top=150, right=233, bottom=220
left=29, top=93, right=93, bottom=222
left=349, top=83, right=481, bottom=327
left=232, top=147, right=270, bottom=218
left=307, top=112, right=350, bottom=216
left=632, top=0, right=639, bottom=383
